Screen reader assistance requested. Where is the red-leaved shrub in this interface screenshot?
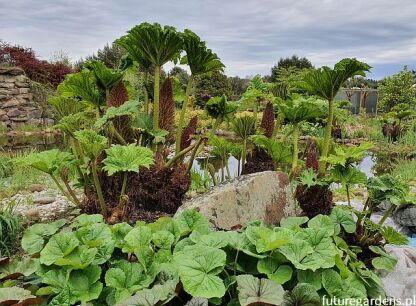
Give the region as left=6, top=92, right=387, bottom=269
left=0, top=42, right=72, bottom=86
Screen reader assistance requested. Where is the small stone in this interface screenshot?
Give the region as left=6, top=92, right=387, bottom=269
left=2, top=100, right=21, bottom=108
left=34, top=196, right=56, bottom=205
left=25, top=208, right=40, bottom=221
left=28, top=184, right=44, bottom=193
left=6, top=108, right=20, bottom=117
left=0, top=114, right=9, bottom=121
left=19, top=88, right=30, bottom=94
left=0, top=83, right=14, bottom=88
left=10, top=116, right=28, bottom=122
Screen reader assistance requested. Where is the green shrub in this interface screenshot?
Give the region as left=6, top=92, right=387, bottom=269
left=391, top=159, right=416, bottom=182
left=0, top=209, right=398, bottom=305
left=0, top=201, right=23, bottom=257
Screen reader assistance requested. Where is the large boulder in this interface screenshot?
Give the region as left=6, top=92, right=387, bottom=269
left=382, top=245, right=416, bottom=299
left=393, top=205, right=416, bottom=227
left=176, top=171, right=297, bottom=229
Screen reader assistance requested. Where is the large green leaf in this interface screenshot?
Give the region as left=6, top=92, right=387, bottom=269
left=381, top=226, right=409, bottom=245
left=72, top=214, right=104, bottom=228
left=111, top=223, right=133, bottom=248
left=74, top=223, right=115, bottom=265
left=298, top=58, right=371, bottom=101
left=330, top=207, right=356, bottom=234
left=182, top=29, right=224, bottom=76
left=16, top=149, right=74, bottom=175
left=322, top=269, right=367, bottom=299
left=280, top=216, right=309, bottom=229
left=174, top=209, right=211, bottom=237
left=95, top=100, right=140, bottom=128
left=226, top=231, right=266, bottom=259
left=53, top=245, right=97, bottom=269
left=189, top=231, right=230, bottom=249
left=21, top=219, right=66, bottom=255
left=40, top=231, right=80, bottom=266
left=0, top=287, right=35, bottom=304
left=282, top=283, right=321, bottom=306
left=257, top=256, right=293, bottom=285
left=121, top=22, right=183, bottom=67
left=295, top=228, right=338, bottom=270
left=57, top=69, right=105, bottom=107
left=236, top=274, right=285, bottom=306
left=297, top=270, right=322, bottom=290
left=307, top=215, right=335, bottom=236
left=105, top=259, right=152, bottom=303
left=174, top=245, right=226, bottom=298
left=245, top=226, right=292, bottom=253
left=85, top=60, right=123, bottom=90
left=115, top=278, right=178, bottom=306
left=278, top=239, right=314, bottom=270
left=277, top=95, right=326, bottom=124
left=103, top=144, right=154, bottom=175
left=67, top=265, right=103, bottom=304
left=74, top=129, right=108, bottom=159
left=250, top=135, right=292, bottom=165
left=152, top=231, right=175, bottom=250
left=369, top=246, right=398, bottom=271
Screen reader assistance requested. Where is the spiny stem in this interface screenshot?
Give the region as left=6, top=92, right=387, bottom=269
left=319, top=99, right=335, bottom=174
left=118, top=172, right=129, bottom=209
left=91, top=163, right=107, bottom=216
left=60, top=174, right=82, bottom=208
left=291, top=122, right=300, bottom=173
left=153, top=66, right=161, bottom=129
left=50, top=174, right=77, bottom=206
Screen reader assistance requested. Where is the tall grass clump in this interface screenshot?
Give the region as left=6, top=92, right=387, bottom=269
left=0, top=201, right=23, bottom=257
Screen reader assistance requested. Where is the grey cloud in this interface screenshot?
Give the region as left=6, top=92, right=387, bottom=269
left=0, top=0, right=415, bottom=78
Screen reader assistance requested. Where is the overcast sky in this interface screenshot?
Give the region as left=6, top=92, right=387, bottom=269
left=1, top=0, right=415, bottom=79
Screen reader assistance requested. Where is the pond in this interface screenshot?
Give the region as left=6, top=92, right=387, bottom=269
left=193, top=152, right=378, bottom=180
left=0, top=133, right=63, bottom=151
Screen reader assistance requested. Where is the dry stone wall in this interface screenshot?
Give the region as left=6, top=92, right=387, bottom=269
left=0, top=66, right=42, bottom=129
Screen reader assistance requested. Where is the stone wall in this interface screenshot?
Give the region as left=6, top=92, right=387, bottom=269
left=0, top=66, right=42, bottom=130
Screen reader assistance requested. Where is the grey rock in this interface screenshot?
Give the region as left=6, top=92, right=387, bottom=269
left=2, top=100, right=21, bottom=108
left=10, top=116, right=28, bottom=122
left=6, top=108, right=20, bottom=117
left=0, top=83, right=14, bottom=88
left=0, top=66, right=25, bottom=75
left=393, top=205, right=416, bottom=226
left=382, top=245, right=416, bottom=299
left=0, top=114, right=9, bottom=121
left=28, top=184, right=45, bottom=193
left=15, top=82, right=29, bottom=87
left=176, top=171, right=297, bottom=229
left=34, top=196, right=56, bottom=205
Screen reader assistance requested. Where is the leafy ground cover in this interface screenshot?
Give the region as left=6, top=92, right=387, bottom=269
left=0, top=208, right=402, bottom=305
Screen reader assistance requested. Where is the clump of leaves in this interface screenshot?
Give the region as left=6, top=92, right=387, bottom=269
left=205, top=95, right=237, bottom=136
left=8, top=209, right=394, bottom=305
left=250, top=135, right=292, bottom=169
